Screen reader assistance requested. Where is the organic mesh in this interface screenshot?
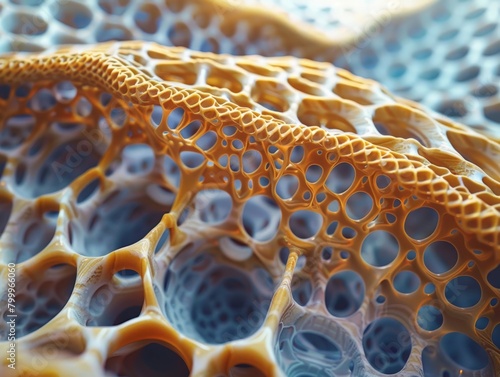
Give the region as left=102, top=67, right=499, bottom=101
left=0, top=0, right=357, bottom=60
left=1, top=0, right=497, bottom=139
left=335, top=0, right=500, bottom=139
left=0, top=42, right=498, bottom=376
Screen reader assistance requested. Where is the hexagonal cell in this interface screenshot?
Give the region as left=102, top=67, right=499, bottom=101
left=0, top=263, right=76, bottom=339
left=105, top=341, right=189, bottom=377
left=70, top=182, right=175, bottom=256
left=275, top=312, right=362, bottom=377
left=162, top=240, right=275, bottom=344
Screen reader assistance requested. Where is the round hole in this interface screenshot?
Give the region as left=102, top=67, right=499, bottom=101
left=346, top=192, right=373, bottom=220
left=376, top=175, right=391, bottom=190
left=417, top=305, right=443, bottom=331
left=393, top=271, right=420, bottom=294
left=404, top=207, right=439, bottom=240
left=28, top=88, right=56, bottom=112
left=305, top=164, right=323, bottom=184
left=440, top=332, right=489, bottom=370
left=445, top=46, right=469, bottom=61
left=98, top=0, right=130, bottom=15
left=362, top=317, right=412, bottom=374
left=424, top=283, right=435, bottom=295
left=241, top=150, right=262, bottom=174
left=423, top=241, right=458, bottom=274
left=163, top=244, right=274, bottom=344
left=121, top=144, right=154, bottom=174
left=475, top=317, right=489, bottom=331
left=134, top=3, right=161, bottom=34
left=484, top=102, right=500, bottom=124
left=196, top=189, right=232, bottom=224
left=455, top=66, right=480, bottom=82
left=289, top=210, right=322, bottom=239
left=242, top=196, right=281, bottom=242
left=70, top=184, right=174, bottom=256
left=445, top=276, right=481, bottom=308
left=276, top=175, right=299, bottom=200
left=484, top=40, right=500, bottom=56
left=326, top=162, right=355, bottom=194
left=95, top=22, right=132, bottom=42
left=325, top=270, right=365, bottom=318
left=167, top=22, right=192, bottom=48
left=361, top=230, right=399, bottom=267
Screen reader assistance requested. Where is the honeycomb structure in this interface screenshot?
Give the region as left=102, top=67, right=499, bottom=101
left=0, top=0, right=438, bottom=60
left=0, top=0, right=361, bottom=60
left=0, top=0, right=498, bottom=139
left=0, top=42, right=499, bottom=377
left=333, top=0, right=500, bottom=139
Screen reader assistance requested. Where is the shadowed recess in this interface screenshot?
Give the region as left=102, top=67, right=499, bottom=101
left=163, top=242, right=274, bottom=344
left=70, top=184, right=174, bottom=256
left=362, top=317, right=412, bottom=374
left=87, top=271, right=144, bottom=326
left=0, top=264, right=76, bottom=339
left=275, top=314, right=362, bottom=377
left=105, top=342, right=189, bottom=377
left=325, top=270, right=365, bottom=318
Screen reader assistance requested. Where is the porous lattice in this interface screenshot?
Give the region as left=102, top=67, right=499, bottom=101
left=0, top=0, right=362, bottom=60
left=0, top=42, right=499, bottom=377
left=334, top=0, right=500, bottom=139
left=4, top=0, right=497, bottom=138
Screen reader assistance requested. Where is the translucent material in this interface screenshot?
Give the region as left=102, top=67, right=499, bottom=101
left=0, top=41, right=498, bottom=376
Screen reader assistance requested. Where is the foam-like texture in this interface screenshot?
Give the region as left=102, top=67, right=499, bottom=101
left=334, top=0, right=500, bottom=139
left=0, top=0, right=356, bottom=61
left=0, top=42, right=498, bottom=376
left=0, top=0, right=497, bottom=139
